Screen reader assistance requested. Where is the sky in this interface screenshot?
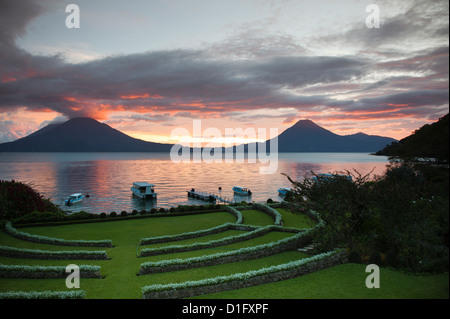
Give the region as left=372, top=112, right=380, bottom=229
left=0, top=0, right=448, bottom=145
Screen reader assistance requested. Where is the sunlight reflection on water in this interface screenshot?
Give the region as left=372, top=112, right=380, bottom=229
left=0, top=152, right=389, bottom=213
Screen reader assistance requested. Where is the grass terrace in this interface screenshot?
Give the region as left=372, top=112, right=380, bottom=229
left=0, top=203, right=447, bottom=299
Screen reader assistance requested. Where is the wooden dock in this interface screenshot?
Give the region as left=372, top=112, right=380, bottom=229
left=187, top=189, right=234, bottom=204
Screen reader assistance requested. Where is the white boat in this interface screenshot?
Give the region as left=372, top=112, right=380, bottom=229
left=65, top=193, right=84, bottom=206
left=312, top=173, right=352, bottom=182
left=131, top=182, right=157, bottom=199
left=277, top=187, right=291, bottom=196
left=233, top=186, right=252, bottom=196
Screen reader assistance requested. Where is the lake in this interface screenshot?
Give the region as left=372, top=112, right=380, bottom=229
left=0, top=152, right=390, bottom=214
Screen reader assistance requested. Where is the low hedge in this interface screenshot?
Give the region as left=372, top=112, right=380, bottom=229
left=139, top=225, right=279, bottom=257
left=139, top=223, right=322, bottom=274
left=223, top=206, right=244, bottom=224
left=0, top=290, right=86, bottom=299
left=142, top=249, right=346, bottom=298
left=0, top=264, right=102, bottom=279
left=251, top=203, right=283, bottom=225
left=140, top=223, right=236, bottom=245
left=4, top=222, right=113, bottom=247
left=0, top=245, right=109, bottom=260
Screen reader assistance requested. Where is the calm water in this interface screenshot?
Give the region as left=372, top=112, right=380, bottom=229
left=0, top=152, right=389, bottom=214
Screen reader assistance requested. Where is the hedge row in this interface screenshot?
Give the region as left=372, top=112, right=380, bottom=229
left=142, top=249, right=346, bottom=298
left=251, top=203, right=283, bottom=225
left=139, top=222, right=260, bottom=246
left=223, top=206, right=244, bottom=224
left=0, top=245, right=109, bottom=260
left=140, top=223, right=234, bottom=245
left=139, top=225, right=280, bottom=257
left=138, top=223, right=322, bottom=274
left=0, top=264, right=102, bottom=279
left=0, top=290, right=86, bottom=299
left=4, top=222, right=113, bottom=247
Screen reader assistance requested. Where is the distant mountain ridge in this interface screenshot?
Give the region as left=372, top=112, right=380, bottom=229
left=254, top=119, right=397, bottom=153
left=0, top=117, right=397, bottom=153
left=0, top=117, right=173, bottom=152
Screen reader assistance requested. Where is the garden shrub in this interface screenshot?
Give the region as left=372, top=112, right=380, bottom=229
left=368, top=251, right=382, bottom=265
left=120, top=211, right=127, bottom=217
left=0, top=290, right=86, bottom=299
left=109, top=212, right=117, bottom=218
left=4, top=222, right=112, bottom=247
left=348, top=250, right=362, bottom=263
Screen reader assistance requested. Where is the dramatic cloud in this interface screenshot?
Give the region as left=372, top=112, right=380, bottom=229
left=0, top=0, right=448, bottom=142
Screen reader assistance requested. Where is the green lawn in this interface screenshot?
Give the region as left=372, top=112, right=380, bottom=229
left=239, top=209, right=276, bottom=226
left=192, top=263, right=449, bottom=299
left=1, top=209, right=448, bottom=299
left=274, top=208, right=315, bottom=228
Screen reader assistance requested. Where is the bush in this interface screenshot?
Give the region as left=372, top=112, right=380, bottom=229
left=267, top=198, right=273, bottom=204
left=150, top=208, right=157, bottom=214
left=169, top=207, right=175, bottom=213
left=368, top=251, right=382, bottom=266
left=385, top=250, right=399, bottom=268
left=99, top=212, right=107, bottom=219
left=68, top=211, right=96, bottom=220
left=348, top=251, right=362, bottom=263
left=140, top=210, right=147, bottom=215
left=132, top=209, right=138, bottom=215
left=109, top=212, right=117, bottom=218
left=120, top=211, right=127, bottom=217
left=0, top=180, right=62, bottom=220
left=0, top=290, right=87, bottom=299
left=159, top=208, right=166, bottom=213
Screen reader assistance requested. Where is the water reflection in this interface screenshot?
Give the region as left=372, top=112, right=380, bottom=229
left=0, top=152, right=389, bottom=214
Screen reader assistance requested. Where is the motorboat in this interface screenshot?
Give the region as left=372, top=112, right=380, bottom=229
left=312, top=173, right=352, bottom=183
left=65, top=193, right=84, bottom=206
left=277, top=187, right=291, bottom=196
left=232, top=186, right=252, bottom=196
left=131, top=182, right=157, bottom=199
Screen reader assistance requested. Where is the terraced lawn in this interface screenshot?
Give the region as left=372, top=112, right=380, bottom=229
left=239, top=209, right=277, bottom=226
left=274, top=208, right=316, bottom=229
left=1, top=207, right=447, bottom=299
left=193, top=263, right=449, bottom=299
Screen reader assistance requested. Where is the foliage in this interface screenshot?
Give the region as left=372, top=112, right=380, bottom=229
left=284, top=163, right=449, bottom=273
left=0, top=180, right=62, bottom=220
left=376, top=113, right=449, bottom=164
left=0, top=290, right=86, bottom=299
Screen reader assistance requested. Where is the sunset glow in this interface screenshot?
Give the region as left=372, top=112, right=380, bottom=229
left=0, top=0, right=448, bottom=144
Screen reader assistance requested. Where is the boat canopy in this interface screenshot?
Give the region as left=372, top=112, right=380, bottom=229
left=133, top=182, right=155, bottom=188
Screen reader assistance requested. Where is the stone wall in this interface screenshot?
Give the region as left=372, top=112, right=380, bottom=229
left=143, top=250, right=348, bottom=299
left=139, top=229, right=314, bottom=274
